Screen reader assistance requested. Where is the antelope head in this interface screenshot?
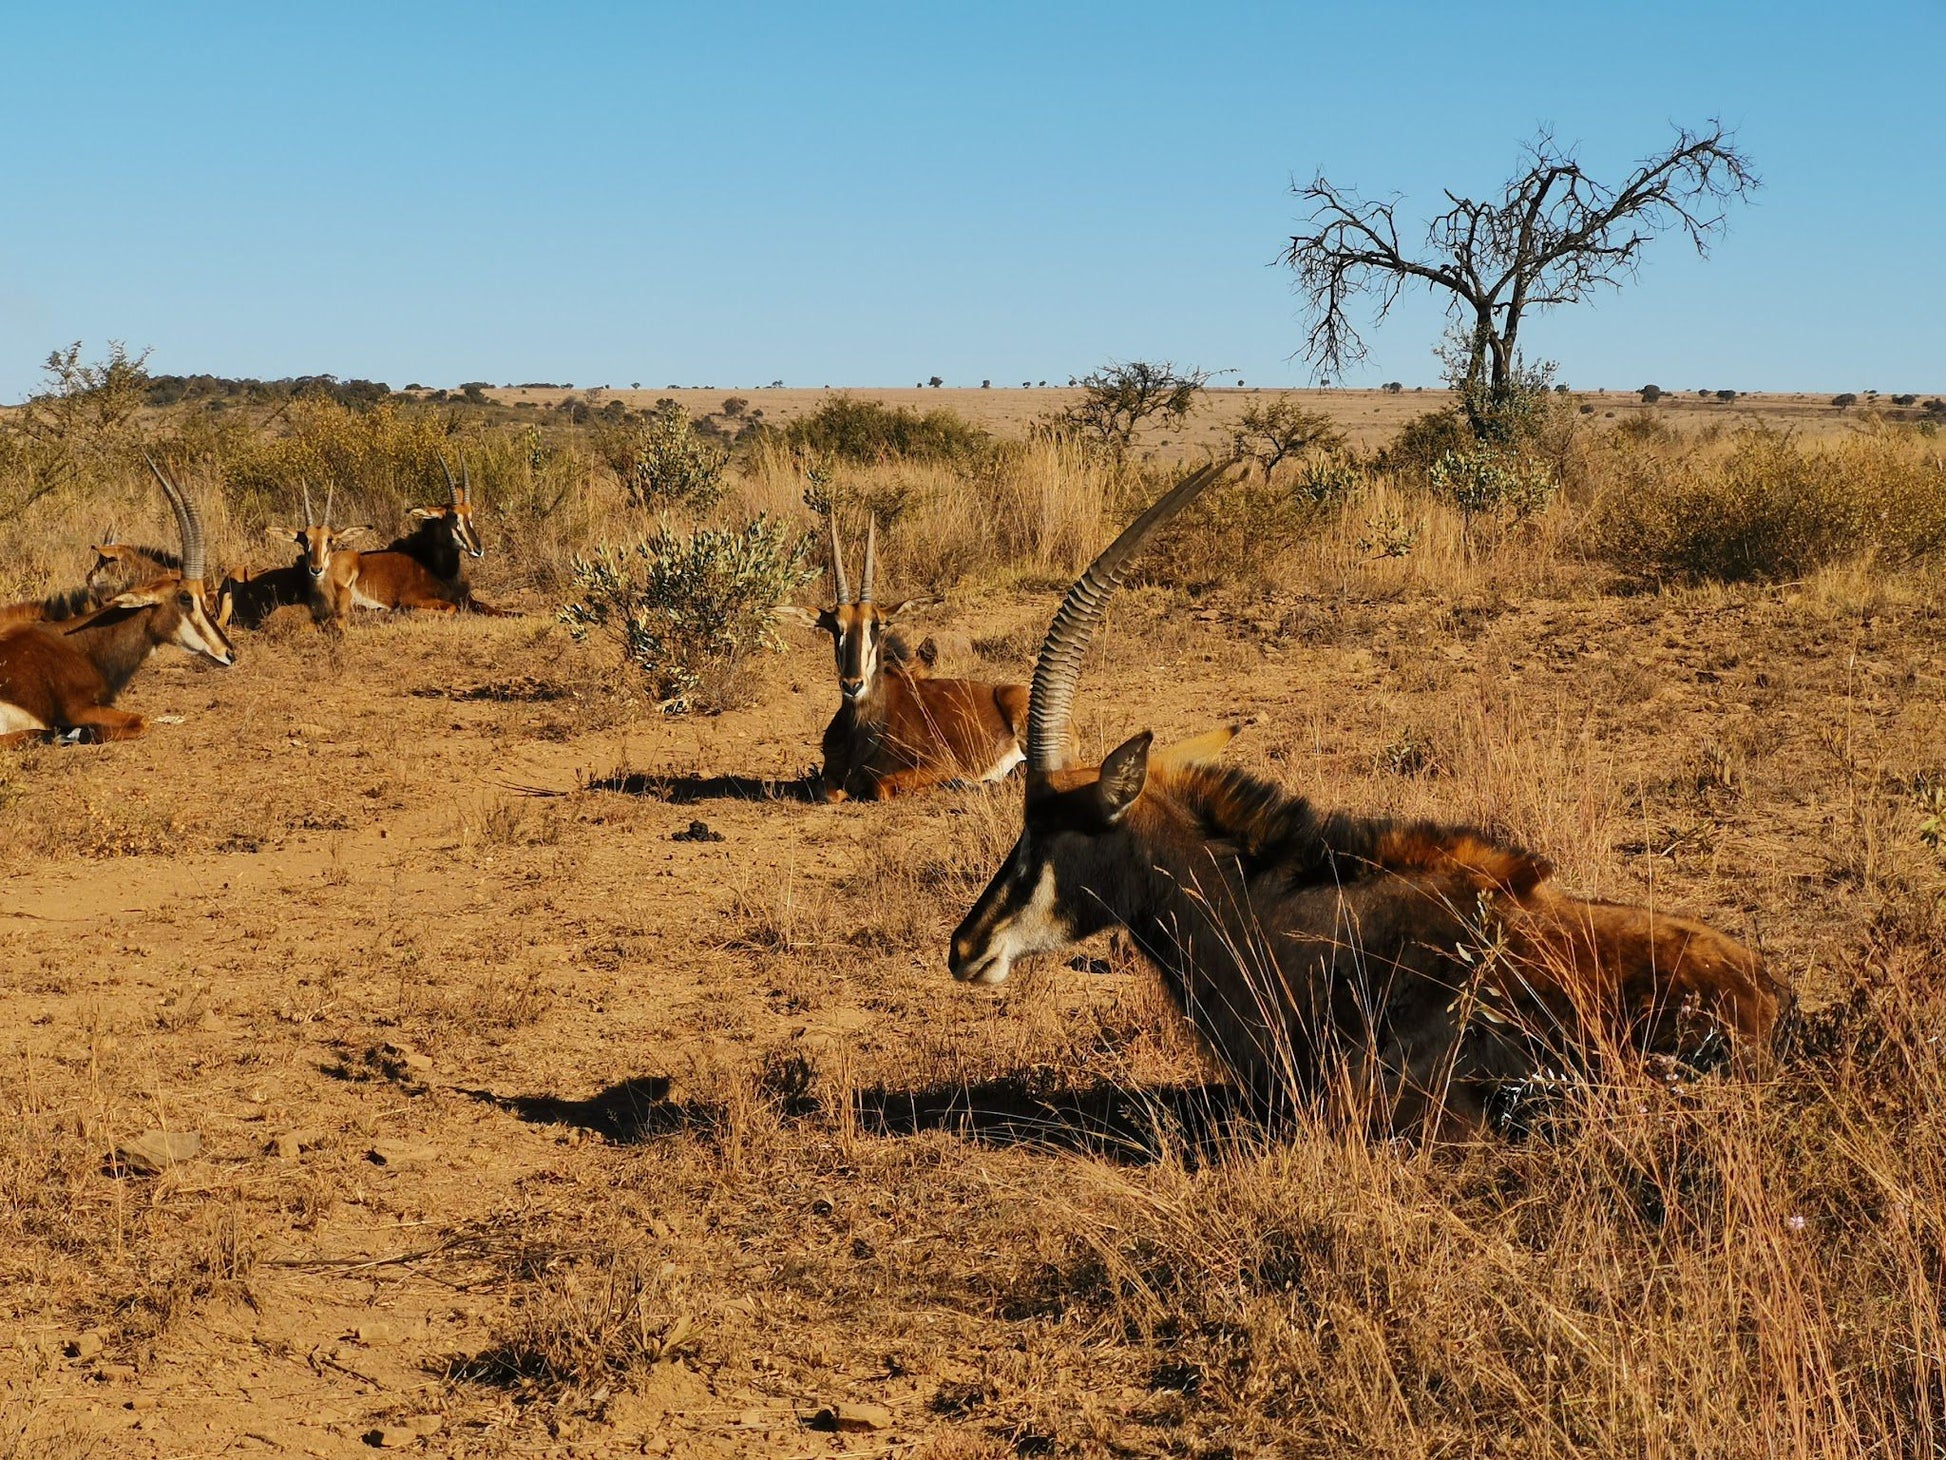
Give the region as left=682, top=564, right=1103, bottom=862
left=414, top=454, right=484, bottom=558
left=271, top=481, right=366, bottom=582
left=779, top=514, right=917, bottom=704
left=134, top=458, right=237, bottom=667
left=949, top=461, right=1234, bottom=985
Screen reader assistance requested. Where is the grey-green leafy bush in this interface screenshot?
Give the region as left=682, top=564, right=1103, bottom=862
left=560, top=515, right=817, bottom=712
left=1429, top=444, right=1556, bottom=529
left=600, top=401, right=728, bottom=513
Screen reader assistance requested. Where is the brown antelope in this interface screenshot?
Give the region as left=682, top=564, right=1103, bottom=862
left=0, top=536, right=180, bottom=630
left=272, top=481, right=458, bottom=625
left=782, top=515, right=1030, bottom=801
left=949, top=462, right=1785, bottom=1135
left=0, top=460, right=235, bottom=745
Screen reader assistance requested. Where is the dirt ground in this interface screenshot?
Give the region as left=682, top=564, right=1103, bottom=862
left=3, top=550, right=1943, bottom=1456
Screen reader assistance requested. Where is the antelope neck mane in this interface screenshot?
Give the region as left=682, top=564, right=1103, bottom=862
left=108, top=544, right=184, bottom=571
left=1143, top=762, right=1553, bottom=897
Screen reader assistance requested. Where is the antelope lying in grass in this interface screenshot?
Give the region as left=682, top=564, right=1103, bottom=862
left=783, top=516, right=1030, bottom=801
left=270, top=479, right=470, bottom=626
left=949, top=461, right=1785, bottom=1134
left=373, top=455, right=510, bottom=615
left=0, top=536, right=182, bottom=630
left=0, top=460, right=234, bottom=745
left=271, top=461, right=508, bottom=626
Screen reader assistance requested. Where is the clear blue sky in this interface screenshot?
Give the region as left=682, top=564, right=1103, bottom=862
left=3, top=2, right=1940, bottom=400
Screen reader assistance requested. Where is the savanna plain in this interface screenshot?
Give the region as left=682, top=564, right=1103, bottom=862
left=3, top=378, right=1945, bottom=1458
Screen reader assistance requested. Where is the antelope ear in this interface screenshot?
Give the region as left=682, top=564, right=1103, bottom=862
left=103, top=588, right=164, bottom=609
left=265, top=525, right=303, bottom=544
left=1095, top=731, right=1153, bottom=821
left=407, top=506, right=441, bottom=521
left=335, top=525, right=372, bottom=545
left=883, top=597, right=927, bottom=618
left=772, top=606, right=821, bottom=628
left=1152, top=724, right=1240, bottom=772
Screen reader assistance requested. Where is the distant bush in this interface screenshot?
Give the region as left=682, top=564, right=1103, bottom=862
left=720, top=397, right=750, bottom=419
left=1832, top=393, right=1858, bottom=411
left=1376, top=408, right=1470, bottom=482
left=144, top=372, right=391, bottom=410
left=1381, top=381, right=1404, bottom=394
left=458, top=382, right=493, bottom=406
left=1892, top=394, right=1918, bottom=407
left=1231, top=395, right=1345, bottom=480
left=1715, top=389, right=1738, bottom=403
left=1639, top=384, right=1663, bottom=403
left=1591, top=428, right=1946, bottom=582
left=559, top=515, right=817, bottom=712
left=781, top=394, right=991, bottom=465
left=599, top=402, right=728, bottom=512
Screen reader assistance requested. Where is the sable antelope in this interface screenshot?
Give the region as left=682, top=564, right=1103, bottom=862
left=782, top=516, right=1031, bottom=801
left=949, top=462, right=1785, bottom=1134
left=0, top=460, right=235, bottom=745
left=371, top=455, right=509, bottom=615
left=0, top=537, right=182, bottom=629
left=272, top=481, right=460, bottom=625
left=215, top=556, right=312, bottom=630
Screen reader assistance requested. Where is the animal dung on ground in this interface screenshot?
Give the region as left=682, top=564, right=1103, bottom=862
left=672, top=819, right=725, bottom=842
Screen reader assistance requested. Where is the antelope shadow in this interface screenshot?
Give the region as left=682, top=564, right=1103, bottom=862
left=456, top=1075, right=722, bottom=1144
left=853, top=1076, right=1255, bottom=1167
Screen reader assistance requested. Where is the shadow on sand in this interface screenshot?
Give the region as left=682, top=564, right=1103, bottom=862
left=582, top=770, right=821, bottom=804
left=456, top=1075, right=723, bottom=1144
left=854, top=1077, right=1256, bottom=1167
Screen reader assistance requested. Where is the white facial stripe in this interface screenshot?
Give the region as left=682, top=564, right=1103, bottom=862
left=973, top=861, right=1065, bottom=984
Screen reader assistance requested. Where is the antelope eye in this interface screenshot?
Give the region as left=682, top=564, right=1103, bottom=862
left=177, top=592, right=194, bottom=608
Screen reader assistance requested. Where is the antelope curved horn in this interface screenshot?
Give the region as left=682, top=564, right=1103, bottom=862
left=1026, top=460, right=1233, bottom=775
left=828, top=510, right=852, bottom=604
left=860, top=517, right=877, bottom=604
left=460, top=457, right=471, bottom=504
left=145, top=455, right=205, bottom=584
left=323, top=480, right=335, bottom=532
left=437, top=453, right=459, bottom=504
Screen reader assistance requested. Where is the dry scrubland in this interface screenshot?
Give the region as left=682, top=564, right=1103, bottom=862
left=3, top=385, right=1946, bottom=1458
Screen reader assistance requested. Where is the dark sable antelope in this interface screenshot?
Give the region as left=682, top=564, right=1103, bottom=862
left=949, top=461, right=1785, bottom=1134
left=0, top=460, right=235, bottom=744
left=782, top=516, right=1030, bottom=801
left=372, top=455, right=509, bottom=615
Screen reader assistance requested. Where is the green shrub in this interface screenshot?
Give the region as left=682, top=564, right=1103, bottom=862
left=1376, top=408, right=1470, bottom=483
left=1429, top=444, right=1556, bottom=529
left=781, top=395, right=990, bottom=465
left=599, top=402, right=728, bottom=512
left=559, top=515, right=817, bottom=712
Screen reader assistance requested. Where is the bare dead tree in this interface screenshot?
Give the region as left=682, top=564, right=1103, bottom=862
left=1281, top=122, right=1757, bottom=434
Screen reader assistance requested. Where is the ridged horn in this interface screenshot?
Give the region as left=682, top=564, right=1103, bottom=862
left=1026, top=460, right=1232, bottom=775
left=323, top=480, right=335, bottom=532
left=144, top=455, right=206, bottom=585
left=828, top=511, right=852, bottom=604
left=860, top=517, right=877, bottom=604
left=460, top=457, right=471, bottom=504
left=438, top=453, right=460, bottom=505
left=302, top=480, right=316, bottom=529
